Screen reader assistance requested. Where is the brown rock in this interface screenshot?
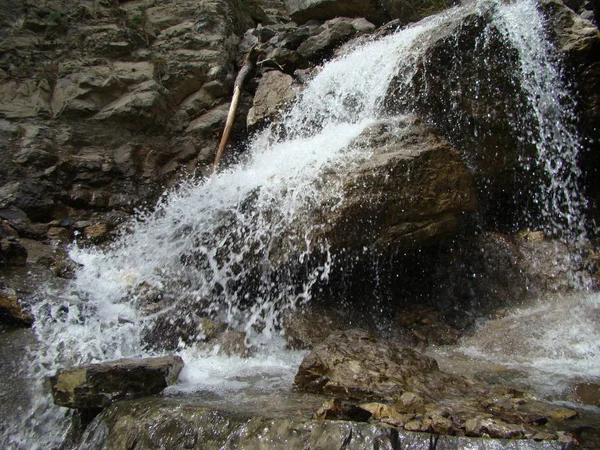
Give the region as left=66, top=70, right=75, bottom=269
left=293, top=329, right=467, bottom=402
left=0, top=287, right=33, bottom=326
left=324, top=116, right=477, bottom=252
left=550, top=407, right=578, bottom=421
left=0, top=238, right=27, bottom=266
left=49, top=355, right=184, bottom=410
left=47, top=226, right=71, bottom=242
left=83, top=223, right=110, bottom=243
left=574, top=382, right=600, bottom=407
left=247, top=70, right=296, bottom=129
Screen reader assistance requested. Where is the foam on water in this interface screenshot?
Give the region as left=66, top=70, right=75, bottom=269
left=458, top=292, right=600, bottom=396
left=170, top=342, right=307, bottom=395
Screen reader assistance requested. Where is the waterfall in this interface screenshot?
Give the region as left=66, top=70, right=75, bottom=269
left=495, top=0, right=587, bottom=243
left=5, top=0, right=596, bottom=448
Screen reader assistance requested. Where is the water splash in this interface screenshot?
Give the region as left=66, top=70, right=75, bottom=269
left=8, top=18, right=445, bottom=450
left=495, top=0, right=587, bottom=243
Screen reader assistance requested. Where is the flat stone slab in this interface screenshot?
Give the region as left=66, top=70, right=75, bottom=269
left=49, top=355, right=184, bottom=409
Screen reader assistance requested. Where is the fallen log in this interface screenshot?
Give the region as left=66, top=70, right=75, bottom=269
left=212, top=45, right=261, bottom=174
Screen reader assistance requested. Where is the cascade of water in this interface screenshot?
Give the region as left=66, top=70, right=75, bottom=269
left=8, top=16, right=448, bottom=450
left=494, top=0, right=587, bottom=243
left=5, top=0, right=595, bottom=448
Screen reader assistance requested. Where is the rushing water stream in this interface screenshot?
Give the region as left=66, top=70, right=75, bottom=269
left=3, top=0, right=599, bottom=448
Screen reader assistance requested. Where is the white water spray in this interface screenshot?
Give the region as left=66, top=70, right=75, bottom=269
left=495, top=0, right=587, bottom=242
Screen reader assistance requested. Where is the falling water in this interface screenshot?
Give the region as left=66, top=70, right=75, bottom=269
left=495, top=0, right=588, bottom=243
left=4, top=0, right=597, bottom=448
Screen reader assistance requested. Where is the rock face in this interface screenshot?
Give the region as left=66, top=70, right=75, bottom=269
left=49, top=356, right=184, bottom=410
left=384, top=1, right=600, bottom=232
left=324, top=116, right=478, bottom=251
left=284, top=0, right=454, bottom=26
left=0, top=0, right=260, bottom=241
left=77, top=397, right=566, bottom=450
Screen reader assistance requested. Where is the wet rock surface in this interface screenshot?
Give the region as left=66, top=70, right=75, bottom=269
left=76, top=396, right=567, bottom=450
left=1, top=0, right=599, bottom=449
left=49, top=355, right=184, bottom=410
left=293, top=329, right=592, bottom=443
left=0, top=285, right=33, bottom=326
left=325, top=116, right=478, bottom=251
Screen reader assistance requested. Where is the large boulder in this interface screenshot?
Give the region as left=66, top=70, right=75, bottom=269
left=384, top=1, right=600, bottom=232
left=49, top=356, right=184, bottom=410
left=324, top=116, right=477, bottom=252
left=293, top=329, right=469, bottom=401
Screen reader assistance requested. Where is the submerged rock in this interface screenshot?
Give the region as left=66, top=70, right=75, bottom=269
left=49, top=355, right=184, bottom=410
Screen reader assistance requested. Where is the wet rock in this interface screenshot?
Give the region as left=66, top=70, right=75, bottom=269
left=247, top=70, right=296, bottom=129
left=394, top=392, right=426, bottom=414
left=482, top=419, right=526, bottom=439
left=550, top=407, right=578, bottom=421
left=49, top=355, right=184, bottom=410
left=0, top=287, right=33, bottom=326
left=83, top=223, right=110, bottom=243
left=282, top=305, right=345, bottom=349
left=297, top=19, right=357, bottom=61
left=294, top=329, right=469, bottom=401
left=313, top=397, right=372, bottom=421
left=0, top=238, right=27, bottom=266
left=78, top=396, right=567, bottom=449
left=574, top=382, right=600, bottom=407
left=325, top=116, right=477, bottom=252
left=395, top=306, right=463, bottom=346
left=204, top=329, right=250, bottom=358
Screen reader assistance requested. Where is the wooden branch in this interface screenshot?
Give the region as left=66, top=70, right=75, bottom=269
left=212, top=45, right=261, bottom=174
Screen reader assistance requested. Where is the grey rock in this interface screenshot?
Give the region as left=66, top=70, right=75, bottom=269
left=297, top=19, right=357, bottom=61
left=247, top=70, right=296, bottom=129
